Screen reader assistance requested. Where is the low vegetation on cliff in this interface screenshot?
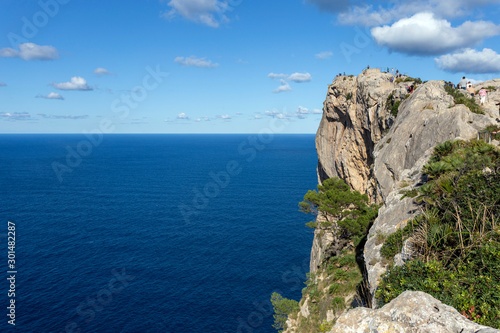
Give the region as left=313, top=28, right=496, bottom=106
left=299, top=178, right=379, bottom=247
left=270, top=178, right=379, bottom=332
left=377, top=139, right=500, bottom=328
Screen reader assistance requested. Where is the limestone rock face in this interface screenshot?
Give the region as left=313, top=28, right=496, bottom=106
left=373, top=80, right=496, bottom=199
left=309, top=228, right=336, bottom=273
left=364, top=192, right=420, bottom=306
left=316, top=70, right=408, bottom=201
left=329, top=291, right=499, bottom=333
left=286, top=70, right=500, bottom=333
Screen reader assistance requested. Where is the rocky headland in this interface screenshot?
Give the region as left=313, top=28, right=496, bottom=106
left=282, top=69, right=500, bottom=333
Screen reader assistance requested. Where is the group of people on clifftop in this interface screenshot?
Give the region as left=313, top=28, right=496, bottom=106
left=457, top=76, right=489, bottom=105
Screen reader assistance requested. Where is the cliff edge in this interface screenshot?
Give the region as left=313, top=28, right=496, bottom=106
left=285, top=69, right=500, bottom=333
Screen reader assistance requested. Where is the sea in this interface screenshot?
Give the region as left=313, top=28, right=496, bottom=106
left=0, top=134, right=318, bottom=333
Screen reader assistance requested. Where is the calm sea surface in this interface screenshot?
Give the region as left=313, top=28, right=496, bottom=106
left=0, top=134, right=318, bottom=332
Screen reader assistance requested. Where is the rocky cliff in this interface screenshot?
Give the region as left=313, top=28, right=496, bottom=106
left=285, top=70, right=500, bottom=332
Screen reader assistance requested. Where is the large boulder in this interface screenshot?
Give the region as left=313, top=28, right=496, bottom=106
left=329, top=291, right=499, bottom=333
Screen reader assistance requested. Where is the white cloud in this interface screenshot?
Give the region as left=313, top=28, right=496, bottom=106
left=174, top=56, right=219, bottom=68
left=273, top=80, right=292, bottom=93
left=38, top=113, right=88, bottom=119
left=315, top=51, right=333, bottom=59
left=203, top=116, right=211, bottom=121
left=36, top=92, right=64, bottom=100
left=297, top=106, right=310, bottom=114
left=338, top=0, right=500, bottom=27
left=94, top=67, right=113, bottom=76
left=371, top=12, right=500, bottom=55
left=288, top=72, right=312, bottom=83
left=177, top=112, right=189, bottom=119
left=0, top=43, right=58, bottom=61
left=51, top=77, right=93, bottom=91
left=162, top=0, right=230, bottom=28
left=268, top=72, right=312, bottom=82
left=254, top=114, right=262, bottom=119
left=312, top=108, right=323, bottom=114
left=221, top=114, right=231, bottom=120
left=268, top=72, right=312, bottom=92
left=195, top=118, right=202, bottom=122
left=0, top=112, right=32, bottom=121
left=268, top=73, right=288, bottom=79
left=435, top=48, right=500, bottom=73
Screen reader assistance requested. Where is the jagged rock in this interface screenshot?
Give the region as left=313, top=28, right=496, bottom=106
left=473, top=80, right=500, bottom=119
left=310, top=227, right=336, bottom=273
left=373, top=80, right=496, bottom=199
left=328, top=291, right=499, bottom=333
left=316, top=70, right=409, bottom=201
left=364, top=191, right=420, bottom=306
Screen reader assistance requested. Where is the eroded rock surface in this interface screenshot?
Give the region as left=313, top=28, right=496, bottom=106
left=329, top=291, right=499, bottom=333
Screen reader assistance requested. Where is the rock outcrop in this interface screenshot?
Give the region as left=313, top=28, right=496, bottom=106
left=286, top=69, right=500, bottom=332
left=365, top=80, right=497, bottom=305
left=316, top=69, right=408, bottom=202
left=330, top=291, right=499, bottom=333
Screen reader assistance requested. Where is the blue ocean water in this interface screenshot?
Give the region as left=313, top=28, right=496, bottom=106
left=0, top=134, right=318, bottom=333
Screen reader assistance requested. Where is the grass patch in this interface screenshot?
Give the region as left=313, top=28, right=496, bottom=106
left=377, top=139, right=500, bottom=328
left=445, top=85, right=484, bottom=115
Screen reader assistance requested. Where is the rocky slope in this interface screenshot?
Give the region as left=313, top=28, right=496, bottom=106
left=285, top=69, right=500, bottom=332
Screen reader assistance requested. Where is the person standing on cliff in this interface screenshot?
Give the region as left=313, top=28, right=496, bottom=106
left=479, top=88, right=488, bottom=105
left=467, top=83, right=475, bottom=96
left=458, top=77, right=468, bottom=89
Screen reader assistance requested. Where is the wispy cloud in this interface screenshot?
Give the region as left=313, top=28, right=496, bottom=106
left=273, top=80, right=292, bottom=93
left=94, top=67, right=114, bottom=76
left=38, top=113, right=89, bottom=119
left=51, top=77, right=93, bottom=91
left=36, top=92, right=64, bottom=100
left=177, top=112, right=189, bottom=119
left=435, top=48, right=500, bottom=73
left=0, top=112, right=32, bottom=121
left=161, top=0, right=230, bottom=28
left=174, top=56, right=219, bottom=68
left=0, top=43, right=58, bottom=61
left=268, top=72, right=312, bottom=93
left=268, top=73, right=289, bottom=80
left=315, top=51, right=333, bottom=60
left=268, top=72, right=312, bottom=82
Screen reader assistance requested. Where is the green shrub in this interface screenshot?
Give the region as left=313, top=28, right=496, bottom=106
left=391, top=101, right=401, bottom=117
left=271, top=292, right=300, bottom=332
left=346, top=92, right=352, bottom=101
left=377, top=139, right=500, bottom=328
left=380, top=219, right=418, bottom=260
left=445, top=85, right=484, bottom=115
left=331, top=297, right=345, bottom=310
left=299, top=177, right=379, bottom=246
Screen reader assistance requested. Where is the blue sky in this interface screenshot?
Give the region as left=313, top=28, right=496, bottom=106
left=1, top=0, right=500, bottom=133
